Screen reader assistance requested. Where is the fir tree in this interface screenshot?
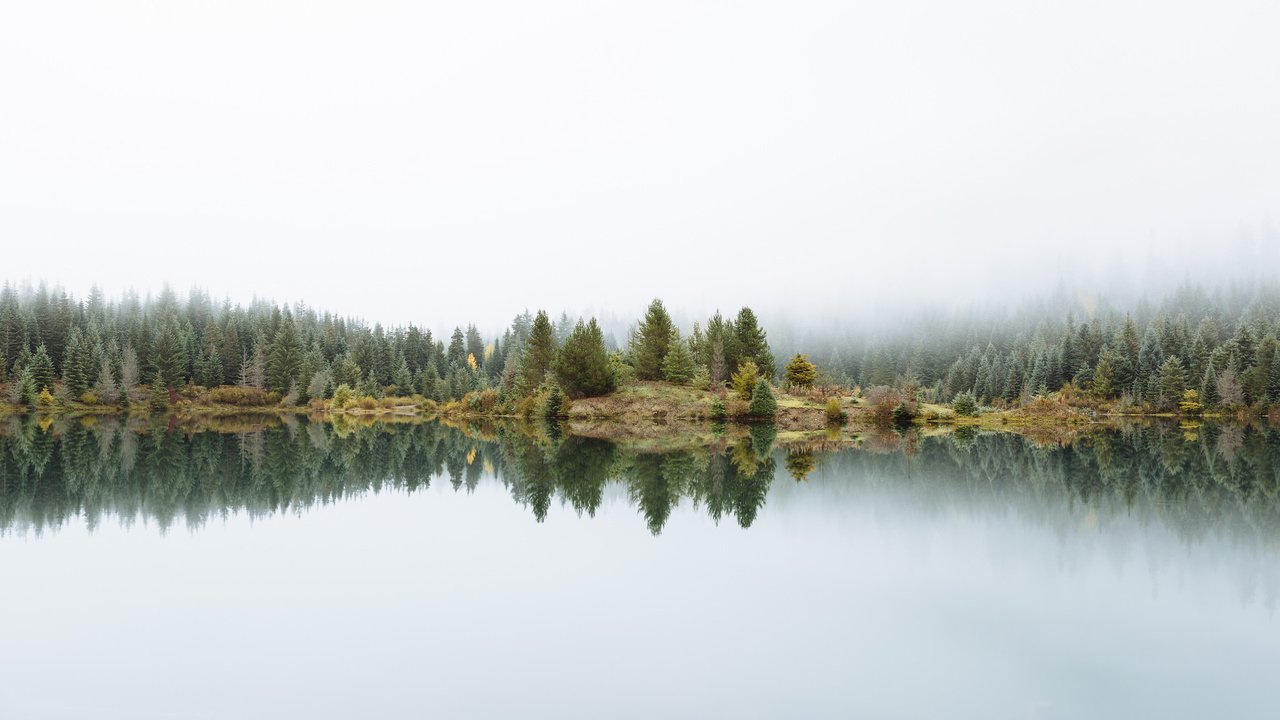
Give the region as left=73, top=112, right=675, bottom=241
left=520, top=310, right=556, bottom=390
left=731, top=358, right=760, bottom=401
left=28, top=344, right=54, bottom=393
left=631, top=299, right=675, bottom=381
left=748, top=378, right=777, bottom=417
left=733, top=307, right=774, bottom=379
left=1157, top=356, right=1186, bottom=409
left=267, top=315, right=303, bottom=394
left=661, top=331, right=696, bottom=384
left=1200, top=360, right=1221, bottom=407
left=552, top=319, right=615, bottom=398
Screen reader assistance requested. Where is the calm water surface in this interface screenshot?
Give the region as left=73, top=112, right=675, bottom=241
left=1, top=419, right=1277, bottom=719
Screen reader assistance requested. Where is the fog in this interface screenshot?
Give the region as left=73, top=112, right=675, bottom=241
left=3, top=0, right=1279, bottom=331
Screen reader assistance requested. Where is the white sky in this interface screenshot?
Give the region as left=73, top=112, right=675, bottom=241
left=3, top=0, right=1279, bottom=330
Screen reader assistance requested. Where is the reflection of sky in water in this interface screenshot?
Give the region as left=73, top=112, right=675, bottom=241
left=0, top=422, right=1277, bottom=719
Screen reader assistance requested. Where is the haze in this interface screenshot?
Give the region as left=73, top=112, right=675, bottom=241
left=3, top=0, right=1279, bottom=329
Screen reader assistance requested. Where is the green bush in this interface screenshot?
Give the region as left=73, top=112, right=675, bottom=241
left=709, top=397, right=727, bottom=421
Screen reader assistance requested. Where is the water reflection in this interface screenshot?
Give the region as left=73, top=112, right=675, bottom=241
left=1, top=417, right=1280, bottom=552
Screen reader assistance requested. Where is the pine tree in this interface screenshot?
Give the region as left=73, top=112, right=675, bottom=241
left=1270, top=351, right=1280, bottom=404
left=520, top=311, right=556, bottom=390
left=661, top=331, right=695, bottom=384
left=552, top=319, right=615, bottom=398
left=631, top=299, right=674, bottom=380
left=709, top=337, right=727, bottom=389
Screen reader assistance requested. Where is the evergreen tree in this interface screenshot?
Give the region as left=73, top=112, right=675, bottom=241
left=1270, top=351, right=1280, bottom=404
left=1092, top=352, right=1114, bottom=398
left=1157, top=356, right=1186, bottom=409
left=267, top=316, right=303, bottom=393
left=733, top=307, right=774, bottom=379
left=748, top=378, right=777, bottom=417
left=465, top=325, right=485, bottom=369
left=709, top=337, right=727, bottom=388
left=631, top=299, right=675, bottom=381
left=783, top=354, right=817, bottom=388
left=13, top=366, right=37, bottom=407
left=29, top=344, right=54, bottom=393
left=661, top=331, right=696, bottom=384
left=1200, top=360, right=1221, bottom=407
left=150, top=316, right=188, bottom=389
left=520, top=311, right=556, bottom=390
left=552, top=319, right=615, bottom=398
left=447, top=327, right=467, bottom=369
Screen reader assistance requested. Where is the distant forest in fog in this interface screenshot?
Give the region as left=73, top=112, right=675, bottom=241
left=1, top=280, right=1279, bottom=411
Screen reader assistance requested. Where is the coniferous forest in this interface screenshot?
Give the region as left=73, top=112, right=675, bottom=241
left=1, top=281, right=1279, bottom=419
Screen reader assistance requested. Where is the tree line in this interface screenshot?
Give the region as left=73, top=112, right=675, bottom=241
left=0, top=284, right=778, bottom=411
left=803, top=283, right=1280, bottom=413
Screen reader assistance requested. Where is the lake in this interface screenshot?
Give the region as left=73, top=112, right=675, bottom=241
left=1, top=417, right=1277, bottom=719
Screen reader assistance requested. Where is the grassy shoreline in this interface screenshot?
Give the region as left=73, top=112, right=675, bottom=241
left=1, top=380, right=1254, bottom=447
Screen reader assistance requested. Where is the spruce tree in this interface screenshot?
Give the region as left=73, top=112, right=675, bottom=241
left=631, top=299, right=674, bottom=381
left=447, top=327, right=467, bottom=369
left=267, top=316, right=303, bottom=393
left=748, top=378, right=777, bottom=417
left=1092, top=353, right=1114, bottom=398
left=733, top=307, right=774, bottom=379
left=13, top=366, right=37, bottom=407
left=1200, top=360, right=1221, bottom=407
left=520, top=310, right=556, bottom=391
left=1158, top=356, right=1186, bottom=409
left=29, top=344, right=54, bottom=393
left=552, top=319, right=615, bottom=398
left=661, top=331, right=695, bottom=385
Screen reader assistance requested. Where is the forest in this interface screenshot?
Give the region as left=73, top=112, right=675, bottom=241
left=1, top=281, right=1279, bottom=421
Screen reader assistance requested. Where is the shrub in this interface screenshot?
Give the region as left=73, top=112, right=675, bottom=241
left=825, top=398, right=846, bottom=424
left=80, top=391, right=100, bottom=405
left=951, top=391, right=978, bottom=417
left=709, top=397, right=727, bottom=421
left=864, top=385, right=902, bottom=427
left=748, top=379, right=777, bottom=417
left=356, top=396, right=378, bottom=410
left=37, top=387, right=56, bottom=406
left=330, top=384, right=356, bottom=409
left=208, top=385, right=279, bottom=407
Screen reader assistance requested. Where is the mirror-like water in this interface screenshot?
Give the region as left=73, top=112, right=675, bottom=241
left=1, top=418, right=1277, bottom=719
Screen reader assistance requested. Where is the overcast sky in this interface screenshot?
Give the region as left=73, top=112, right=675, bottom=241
left=3, top=0, right=1278, bottom=330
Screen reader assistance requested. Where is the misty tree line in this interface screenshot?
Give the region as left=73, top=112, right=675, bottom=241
left=0, top=284, right=777, bottom=407
left=804, top=283, right=1280, bottom=410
